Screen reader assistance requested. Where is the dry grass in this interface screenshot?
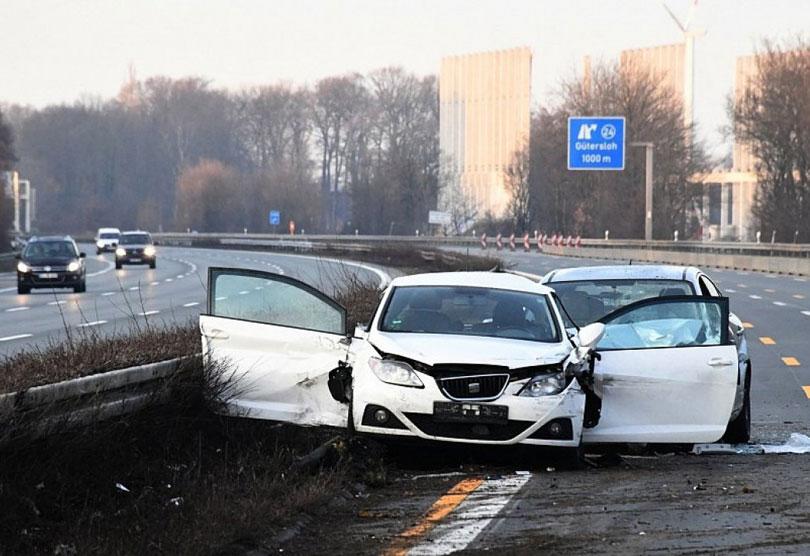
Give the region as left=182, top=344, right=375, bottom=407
left=0, top=323, right=200, bottom=394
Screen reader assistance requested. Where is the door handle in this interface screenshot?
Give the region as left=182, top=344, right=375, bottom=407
left=707, top=357, right=734, bottom=367
left=204, top=329, right=229, bottom=340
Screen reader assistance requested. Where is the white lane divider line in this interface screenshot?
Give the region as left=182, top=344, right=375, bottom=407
left=408, top=473, right=533, bottom=556
left=795, top=277, right=807, bottom=282
left=725, top=288, right=737, bottom=293
left=150, top=281, right=160, bottom=286
left=138, top=310, right=160, bottom=316
left=215, top=296, right=227, bottom=301
left=0, top=333, right=33, bottom=342
left=165, top=278, right=173, bottom=282
left=101, top=292, right=115, bottom=297
left=802, top=311, right=810, bottom=317
left=773, top=301, right=787, bottom=306
left=737, top=284, right=748, bottom=288
left=749, top=295, right=762, bottom=300
left=129, top=286, right=140, bottom=291
left=0, top=287, right=16, bottom=293
left=182, top=302, right=200, bottom=308
left=87, top=259, right=116, bottom=278
left=78, top=320, right=107, bottom=328
left=47, top=300, right=67, bottom=306
left=6, top=306, right=30, bottom=312
left=238, top=290, right=249, bottom=295
left=176, top=274, right=184, bottom=279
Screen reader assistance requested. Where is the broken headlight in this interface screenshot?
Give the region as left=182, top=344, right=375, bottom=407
left=519, top=372, right=566, bottom=397
left=368, top=356, right=424, bottom=388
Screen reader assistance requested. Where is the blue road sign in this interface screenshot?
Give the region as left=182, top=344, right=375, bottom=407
left=269, top=210, right=281, bottom=226
left=567, top=116, right=625, bottom=171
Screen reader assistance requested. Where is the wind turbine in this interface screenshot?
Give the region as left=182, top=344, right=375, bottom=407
left=662, top=0, right=705, bottom=136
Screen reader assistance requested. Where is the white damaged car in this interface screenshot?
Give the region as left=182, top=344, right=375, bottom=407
left=200, top=269, right=740, bottom=459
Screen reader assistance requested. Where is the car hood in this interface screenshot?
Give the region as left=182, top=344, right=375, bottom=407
left=120, top=244, right=149, bottom=248
left=23, top=257, right=77, bottom=266
left=368, top=331, right=571, bottom=368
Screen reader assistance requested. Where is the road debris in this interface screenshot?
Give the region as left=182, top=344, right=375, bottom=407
left=694, top=433, right=810, bottom=455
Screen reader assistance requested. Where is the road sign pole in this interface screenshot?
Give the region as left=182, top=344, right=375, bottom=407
left=630, top=142, right=655, bottom=241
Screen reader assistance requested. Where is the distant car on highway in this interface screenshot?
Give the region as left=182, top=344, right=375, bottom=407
left=94, top=227, right=121, bottom=254
left=15, top=235, right=87, bottom=294
left=542, top=264, right=751, bottom=443
left=115, top=231, right=157, bottom=269
left=200, top=269, right=741, bottom=465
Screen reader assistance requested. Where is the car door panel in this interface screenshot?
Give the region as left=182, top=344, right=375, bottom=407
left=582, top=296, right=738, bottom=444
left=201, top=267, right=350, bottom=428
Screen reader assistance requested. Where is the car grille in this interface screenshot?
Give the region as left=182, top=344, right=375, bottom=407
left=31, top=266, right=67, bottom=272
left=126, top=248, right=144, bottom=255
left=437, top=373, right=510, bottom=401
left=404, top=413, right=534, bottom=441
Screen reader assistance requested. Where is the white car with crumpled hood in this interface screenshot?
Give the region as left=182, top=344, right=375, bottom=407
left=200, top=269, right=741, bottom=457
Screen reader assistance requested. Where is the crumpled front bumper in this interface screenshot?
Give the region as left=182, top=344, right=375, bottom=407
left=352, top=368, right=585, bottom=446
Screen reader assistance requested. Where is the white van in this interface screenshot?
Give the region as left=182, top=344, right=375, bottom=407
left=95, top=227, right=121, bottom=254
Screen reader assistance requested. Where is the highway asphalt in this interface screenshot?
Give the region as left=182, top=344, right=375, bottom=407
left=0, top=244, right=389, bottom=358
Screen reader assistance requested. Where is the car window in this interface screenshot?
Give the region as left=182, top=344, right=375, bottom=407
left=24, top=241, right=77, bottom=259
left=552, top=279, right=695, bottom=326
left=209, top=269, right=345, bottom=335
left=120, top=234, right=151, bottom=245
left=597, top=298, right=728, bottom=350
left=99, top=232, right=120, bottom=239
left=698, top=275, right=721, bottom=297
left=379, top=286, right=560, bottom=343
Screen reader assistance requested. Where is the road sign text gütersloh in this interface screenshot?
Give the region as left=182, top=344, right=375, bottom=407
left=269, top=210, right=281, bottom=226
left=567, top=116, right=625, bottom=170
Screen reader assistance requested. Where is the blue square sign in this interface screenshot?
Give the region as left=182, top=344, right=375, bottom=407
left=568, top=116, right=625, bottom=171
left=269, top=210, right=281, bottom=226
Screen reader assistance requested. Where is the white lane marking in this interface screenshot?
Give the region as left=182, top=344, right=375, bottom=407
left=47, top=300, right=67, bottom=306
left=773, top=301, right=787, bottom=306
left=138, top=310, right=159, bottom=316
left=182, top=301, right=200, bottom=308
left=87, top=258, right=116, bottom=278
left=408, top=474, right=533, bottom=556
left=738, top=271, right=749, bottom=275
left=215, top=296, right=227, bottom=301
left=165, top=278, right=173, bottom=282
left=802, top=311, right=810, bottom=316
left=176, top=274, right=184, bottom=279
left=737, top=284, right=748, bottom=288
left=795, top=277, right=807, bottom=282
left=0, top=287, right=16, bottom=293
left=238, top=290, right=249, bottom=295
left=254, top=286, right=263, bottom=290
left=6, top=306, right=30, bottom=312
left=129, top=286, right=140, bottom=291
left=0, top=333, right=33, bottom=342
left=725, top=288, right=737, bottom=293
left=101, top=292, right=115, bottom=297
left=267, top=252, right=390, bottom=288
left=150, top=281, right=160, bottom=286
left=78, top=320, right=107, bottom=328
left=749, top=295, right=762, bottom=300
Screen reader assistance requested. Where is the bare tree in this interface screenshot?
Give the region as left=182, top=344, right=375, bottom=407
left=505, top=145, right=531, bottom=232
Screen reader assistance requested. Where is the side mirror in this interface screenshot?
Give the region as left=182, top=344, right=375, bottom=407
left=578, top=322, right=605, bottom=351
left=354, top=324, right=369, bottom=340
left=79, top=252, right=86, bottom=258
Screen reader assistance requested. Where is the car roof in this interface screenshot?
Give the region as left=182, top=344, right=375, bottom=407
left=390, top=271, right=554, bottom=295
left=543, top=264, right=702, bottom=283
left=28, top=235, right=74, bottom=243
left=97, top=227, right=120, bottom=232
left=121, top=230, right=150, bottom=235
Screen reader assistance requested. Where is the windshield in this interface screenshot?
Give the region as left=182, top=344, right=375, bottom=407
left=552, top=279, right=695, bottom=326
left=379, top=286, right=560, bottom=343
left=23, top=241, right=77, bottom=259
left=99, top=232, right=119, bottom=239
left=120, top=234, right=151, bottom=245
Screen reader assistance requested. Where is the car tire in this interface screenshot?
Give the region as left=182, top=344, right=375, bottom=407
left=550, top=442, right=586, bottom=471
left=149, top=260, right=156, bottom=269
left=96, top=248, right=102, bottom=255
left=722, top=368, right=751, bottom=444
left=17, top=284, right=30, bottom=295
left=115, top=261, right=122, bottom=270
left=74, top=281, right=86, bottom=294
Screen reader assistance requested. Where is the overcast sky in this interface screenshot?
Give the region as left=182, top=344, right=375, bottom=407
left=1, top=0, right=807, bottom=155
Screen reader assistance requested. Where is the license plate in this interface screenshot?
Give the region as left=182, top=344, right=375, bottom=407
left=129, top=258, right=141, bottom=263
left=38, top=273, right=57, bottom=279
left=433, top=401, right=508, bottom=424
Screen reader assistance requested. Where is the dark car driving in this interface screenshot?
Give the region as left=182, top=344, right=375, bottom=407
left=16, top=236, right=87, bottom=294
left=115, top=231, right=156, bottom=269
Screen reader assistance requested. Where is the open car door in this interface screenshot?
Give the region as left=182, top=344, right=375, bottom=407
left=200, top=267, right=349, bottom=427
left=583, top=296, right=738, bottom=444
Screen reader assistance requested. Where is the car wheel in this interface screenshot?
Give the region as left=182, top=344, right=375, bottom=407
left=17, top=284, right=30, bottom=295
left=96, top=248, right=102, bottom=255
left=547, top=442, right=586, bottom=471
left=149, top=260, right=156, bottom=269
left=74, top=281, right=86, bottom=294
left=722, top=370, right=751, bottom=444
left=115, top=261, right=122, bottom=270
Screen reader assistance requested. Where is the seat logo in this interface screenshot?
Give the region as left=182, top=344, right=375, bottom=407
left=468, top=382, right=481, bottom=394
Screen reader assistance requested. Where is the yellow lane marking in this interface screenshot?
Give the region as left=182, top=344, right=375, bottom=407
left=793, top=294, right=805, bottom=300
left=759, top=337, right=776, bottom=345
left=765, top=288, right=776, bottom=293
left=802, top=386, right=810, bottom=399
left=783, top=357, right=801, bottom=367
left=742, top=322, right=754, bottom=329
left=384, top=477, right=484, bottom=556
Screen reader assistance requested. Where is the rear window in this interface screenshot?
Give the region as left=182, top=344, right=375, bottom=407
left=24, top=241, right=77, bottom=259
left=120, top=234, right=151, bottom=245
left=552, top=279, right=695, bottom=326
left=379, top=286, right=560, bottom=343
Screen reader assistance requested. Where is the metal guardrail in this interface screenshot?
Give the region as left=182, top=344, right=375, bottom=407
left=0, top=357, right=193, bottom=445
